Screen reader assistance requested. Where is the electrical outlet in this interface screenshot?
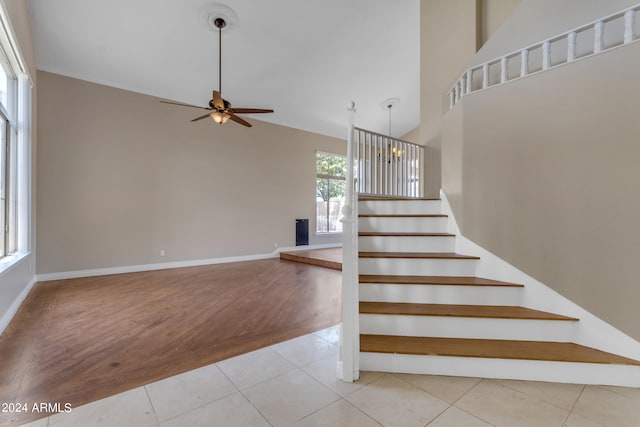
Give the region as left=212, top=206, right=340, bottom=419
left=160, top=250, right=165, bottom=257
left=274, top=242, right=278, bottom=249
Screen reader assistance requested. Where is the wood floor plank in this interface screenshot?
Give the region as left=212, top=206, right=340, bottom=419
left=359, top=302, right=579, bottom=321
left=0, top=259, right=341, bottom=426
left=358, top=275, right=523, bottom=287
left=360, top=335, right=640, bottom=366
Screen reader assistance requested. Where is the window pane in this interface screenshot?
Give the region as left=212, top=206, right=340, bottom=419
left=7, top=125, right=17, bottom=253
left=316, top=152, right=346, bottom=178
left=0, top=119, right=5, bottom=256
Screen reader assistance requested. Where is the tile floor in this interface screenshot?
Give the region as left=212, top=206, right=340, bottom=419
left=20, top=325, right=640, bottom=427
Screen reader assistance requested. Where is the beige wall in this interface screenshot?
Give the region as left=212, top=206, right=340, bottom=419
left=36, top=71, right=345, bottom=274
left=0, top=0, right=37, bottom=328
left=420, top=0, right=479, bottom=198
left=442, top=40, right=640, bottom=340
left=481, top=0, right=522, bottom=45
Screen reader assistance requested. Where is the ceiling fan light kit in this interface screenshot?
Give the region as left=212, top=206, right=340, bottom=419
left=161, top=4, right=274, bottom=128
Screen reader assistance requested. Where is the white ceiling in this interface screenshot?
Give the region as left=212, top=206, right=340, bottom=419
left=27, top=0, right=420, bottom=139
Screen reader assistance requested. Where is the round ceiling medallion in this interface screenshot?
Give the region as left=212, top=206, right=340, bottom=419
left=380, top=98, right=400, bottom=111
left=199, top=3, right=239, bottom=33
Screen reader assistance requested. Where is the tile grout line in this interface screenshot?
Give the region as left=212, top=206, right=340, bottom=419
left=215, top=362, right=274, bottom=427
left=449, top=378, right=497, bottom=427
left=496, top=379, right=586, bottom=414
left=142, top=385, right=162, bottom=427
left=561, top=384, right=586, bottom=426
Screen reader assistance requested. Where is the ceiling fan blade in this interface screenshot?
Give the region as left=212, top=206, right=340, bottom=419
left=212, top=91, right=224, bottom=110
left=229, top=108, right=274, bottom=114
left=161, top=100, right=210, bottom=111
left=191, top=113, right=212, bottom=122
left=228, top=113, right=252, bottom=127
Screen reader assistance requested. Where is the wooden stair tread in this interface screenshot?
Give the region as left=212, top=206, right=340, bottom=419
left=358, top=195, right=440, bottom=201
left=359, top=275, right=524, bottom=287
left=359, top=302, right=578, bottom=321
left=359, top=214, right=447, bottom=218
left=359, top=252, right=480, bottom=260
left=359, top=232, right=455, bottom=237
left=360, top=335, right=640, bottom=366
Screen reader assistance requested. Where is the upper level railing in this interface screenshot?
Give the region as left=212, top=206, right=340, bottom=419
left=449, top=3, right=640, bottom=109
left=353, top=127, right=422, bottom=198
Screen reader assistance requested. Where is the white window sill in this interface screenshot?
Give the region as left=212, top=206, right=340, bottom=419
left=0, top=252, right=30, bottom=277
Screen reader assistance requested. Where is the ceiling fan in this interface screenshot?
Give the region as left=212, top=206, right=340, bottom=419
left=161, top=17, right=273, bottom=127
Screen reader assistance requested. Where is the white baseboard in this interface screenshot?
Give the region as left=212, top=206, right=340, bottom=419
left=37, top=244, right=343, bottom=282
left=0, top=276, right=37, bottom=336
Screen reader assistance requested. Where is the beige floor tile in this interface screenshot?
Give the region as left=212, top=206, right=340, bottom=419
left=598, top=384, right=640, bottom=401
left=394, top=373, right=481, bottom=403
left=242, top=368, right=340, bottom=427
left=160, top=392, right=269, bottom=427
left=345, top=374, right=449, bottom=427
left=48, top=387, right=157, bottom=427
left=19, top=418, right=49, bottom=427
left=496, top=379, right=584, bottom=411
left=427, top=406, right=492, bottom=427
left=563, top=412, right=605, bottom=427
left=145, top=363, right=237, bottom=421
left=292, top=399, right=382, bottom=427
left=455, top=379, right=569, bottom=427
left=217, top=346, right=297, bottom=389
left=272, top=334, right=338, bottom=367
left=302, top=354, right=385, bottom=397
left=572, top=385, right=640, bottom=427
left=313, top=325, right=340, bottom=345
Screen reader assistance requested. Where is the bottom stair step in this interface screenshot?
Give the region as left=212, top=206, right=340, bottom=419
left=360, top=335, right=640, bottom=365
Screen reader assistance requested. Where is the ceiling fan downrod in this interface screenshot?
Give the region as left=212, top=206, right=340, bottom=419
left=214, top=17, right=226, bottom=95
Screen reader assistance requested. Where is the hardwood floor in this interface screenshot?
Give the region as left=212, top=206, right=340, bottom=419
left=0, top=258, right=341, bottom=426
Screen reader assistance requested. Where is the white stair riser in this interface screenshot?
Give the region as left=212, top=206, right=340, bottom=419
left=359, top=200, right=442, bottom=216
left=359, top=217, right=448, bottom=233
left=359, top=283, right=522, bottom=305
left=358, top=235, right=455, bottom=253
left=360, top=315, right=576, bottom=342
left=359, top=257, right=477, bottom=276
left=359, top=352, right=640, bottom=387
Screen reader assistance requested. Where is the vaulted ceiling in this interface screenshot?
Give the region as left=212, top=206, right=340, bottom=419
left=28, top=0, right=420, bottom=139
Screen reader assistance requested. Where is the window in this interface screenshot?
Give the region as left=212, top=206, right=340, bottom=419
left=0, top=48, right=17, bottom=258
left=0, top=8, right=30, bottom=263
left=316, top=151, right=346, bottom=233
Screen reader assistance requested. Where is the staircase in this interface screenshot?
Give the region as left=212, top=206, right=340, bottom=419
left=356, top=195, right=640, bottom=386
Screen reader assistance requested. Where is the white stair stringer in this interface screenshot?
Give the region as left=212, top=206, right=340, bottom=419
left=359, top=314, right=577, bottom=342
left=440, top=190, right=640, bottom=363
left=358, top=235, right=455, bottom=253
left=360, top=352, right=640, bottom=388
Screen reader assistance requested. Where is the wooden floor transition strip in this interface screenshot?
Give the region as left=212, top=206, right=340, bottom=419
left=359, top=275, right=523, bottom=287
left=280, top=248, right=342, bottom=271
left=359, top=302, right=579, bottom=321
left=360, top=335, right=640, bottom=366
left=359, top=252, right=480, bottom=260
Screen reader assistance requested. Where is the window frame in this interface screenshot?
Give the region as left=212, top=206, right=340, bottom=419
left=315, top=151, right=347, bottom=235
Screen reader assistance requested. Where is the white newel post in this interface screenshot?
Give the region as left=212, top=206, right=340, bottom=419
left=338, top=101, right=359, bottom=383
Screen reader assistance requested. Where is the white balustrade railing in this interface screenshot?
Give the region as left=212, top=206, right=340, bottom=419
left=339, top=101, right=359, bottom=382
left=353, top=127, right=422, bottom=198
left=449, top=3, right=640, bottom=109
